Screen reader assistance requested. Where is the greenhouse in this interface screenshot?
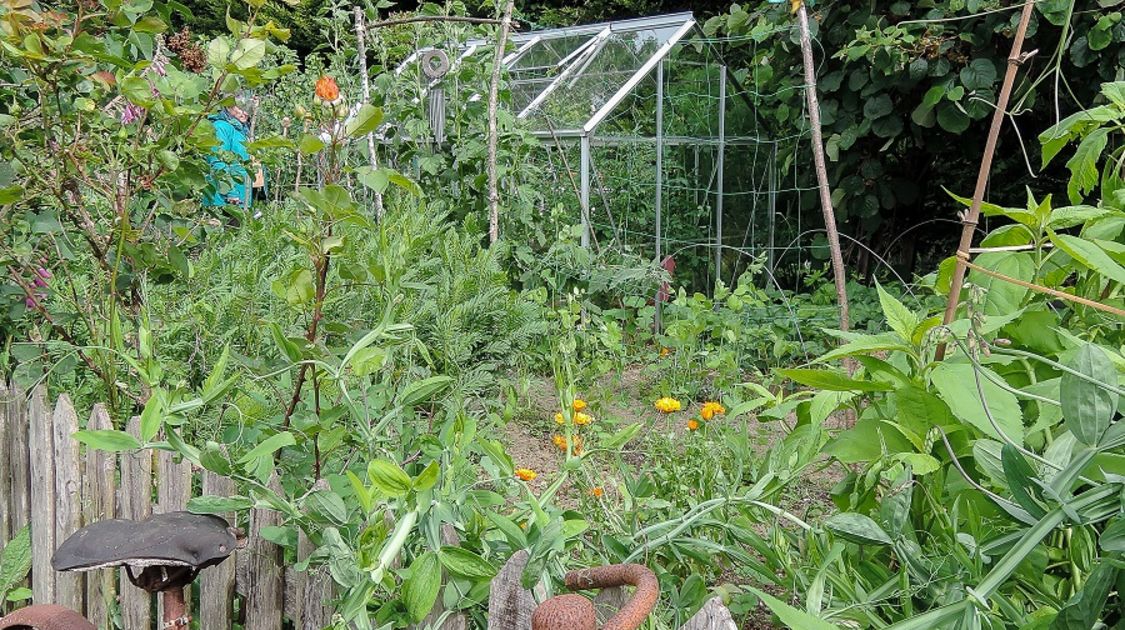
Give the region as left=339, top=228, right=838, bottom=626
left=387, top=13, right=789, bottom=294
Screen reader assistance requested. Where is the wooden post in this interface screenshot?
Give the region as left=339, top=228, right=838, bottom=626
left=298, top=529, right=336, bottom=630
left=935, top=0, right=1037, bottom=360
left=119, top=417, right=152, bottom=630
left=0, top=382, right=11, bottom=546
left=7, top=384, right=29, bottom=540
left=200, top=470, right=237, bottom=629
left=245, top=474, right=284, bottom=630
left=52, top=394, right=84, bottom=613
left=487, top=550, right=544, bottom=630
left=680, top=597, right=738, bottom=630
left=795, top=1, right=849, bottom=336
left=84, top=404, right=116, bottom=629
left=27, top=385, right=55, bottom=604
left=487, top=0, right=516, bottom=244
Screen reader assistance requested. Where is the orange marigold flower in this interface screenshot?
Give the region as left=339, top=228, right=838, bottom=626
left=515, top=468, right=537, bottom=481
left=687, top=419, right=701, bottom=431
left=572, top=398, right=588, bottom=411
left=553, top=434, right=567, bottom=450
left=700, top=402, right=726, bottom=421
left=590, top=487, right=604, bottom=497
left=574, top=412, right=593, bottom=426
left=315, top=75, right=340, bottom=103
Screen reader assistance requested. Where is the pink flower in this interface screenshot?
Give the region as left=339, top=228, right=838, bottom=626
left=151, top=57, right=167, bottom=77
left=120, top=102, right=144, bottom=125
left=33, top=277, right=47, bottom=288
left=36, top=267, right=51, bottom=279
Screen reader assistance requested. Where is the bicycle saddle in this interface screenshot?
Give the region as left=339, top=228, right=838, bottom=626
left=52, top=512, right=242, bottom=592
left=0, top=604, right=95, bottom=630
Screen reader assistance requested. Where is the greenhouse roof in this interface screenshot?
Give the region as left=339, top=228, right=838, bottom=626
left=395, top=12, right=701, bottom=136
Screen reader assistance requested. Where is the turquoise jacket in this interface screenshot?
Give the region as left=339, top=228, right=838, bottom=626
left=203, top=111, right=255, bottom=210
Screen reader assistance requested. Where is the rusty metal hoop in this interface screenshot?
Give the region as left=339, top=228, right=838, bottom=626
left=0, top=605, right=96, bottom=630
left=531, top=564, right=659, bottom=630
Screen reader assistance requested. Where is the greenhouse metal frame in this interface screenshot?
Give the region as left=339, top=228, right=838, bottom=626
left=393, top=12, right=782, bottom=298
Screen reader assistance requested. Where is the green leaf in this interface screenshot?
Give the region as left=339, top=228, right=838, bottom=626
left=1060, top=344, right=1117, bottom=446
left=876, top=283, right=918, bottom=342
left=345, top=104, right=383, bottom=138
left=486, top=512, right=527, bottom=548
left=931, top=362, right=1023, bottom=444
left=230, top=38, right=266, bottom=70
left=187, top=495, right=254, bottom=514
left=200, top=442, right=232, bottom=475
left=815, top=333, right=912, bottom=363
left=824, top=512, right=893, bottom=546
left=413, top=461, right=439, bottom=492
left=139, top=390, right=165, bottom=442
left=0, top=527, right=32, bottom=599
left=747, top=586, right=841, bottom=630
left=1052, top=562, right=1117, bottom=628
left=936, top=102, right=970, bottom=133
left=602, top=423, right=642, bottom=450
left=269, top=323, right=303, bottom=363
left=895, top=452, right=941, bottom=475
left=298, top=134, right=326, bottom=155
left=368, top=459, right=412, bottom=497
left=776, top=368, right=893, bottom=392
left=236, top=431, right=296, bottom=464
left=1001, top=444, right=1047, bottom=519
left=1099, top=517, right=1125, bottom=553
left=863, top=95, right=893, bottom=119
left=120, top=76, right=153, bottom=106
left=397, top=376, right=453, bottom=408
left=1050, top=233, right=1125, bottom=285
left=72, top=429, right=142, bottom=452
left=1065, top=128, right=1109, bottom=203
left=438, top=547, right=496, bottom=580
left=403, top=552, right=441, bottom=623
left=960, top=58, right=997, bottom=91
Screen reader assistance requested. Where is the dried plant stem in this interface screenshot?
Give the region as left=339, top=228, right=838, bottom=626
left=487, top=0, right=516, bottom=244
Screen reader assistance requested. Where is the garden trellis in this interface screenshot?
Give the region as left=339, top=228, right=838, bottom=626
left=379, top=13, right=812, bottom=296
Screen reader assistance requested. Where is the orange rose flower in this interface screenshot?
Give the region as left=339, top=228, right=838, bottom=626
left=315, top=75, right=340, bottom=103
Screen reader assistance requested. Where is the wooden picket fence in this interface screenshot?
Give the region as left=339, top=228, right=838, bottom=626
left=0, top=383, right=336, bottom=630
left=0, top=383, right=739, bottom=630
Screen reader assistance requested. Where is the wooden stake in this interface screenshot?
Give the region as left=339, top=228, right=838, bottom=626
left=796, top=2, right=849, bottom=334
left=354, top=5, right=385, bottom=219
left=487, top=0, right=516, bottom=244
left=936, top=0, right=1036, bottom=360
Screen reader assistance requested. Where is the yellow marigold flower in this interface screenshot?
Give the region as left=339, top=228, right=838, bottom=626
left=700, top=402, right=726, bottom=421
left=654, top=397, right=682, bottom=413
left=659, top=347, right=671, bottom=357
left=572, top=398, right=587, bottom=412
left=687, top=419, right=701, bottom=431
left=314, top=75, right=340, bottom=103
left=574, top=412, right=593, bottom=426
left=515, top=468, right=537, bottom=481
left=555, top=412, right=565, bottom=424
left=553, top=434, right=583, bottom=454
left=552, top=434, right=567, bottom=450
left=590, top=487, right=604, bottom=497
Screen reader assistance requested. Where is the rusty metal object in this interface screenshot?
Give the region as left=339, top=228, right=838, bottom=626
left=531, top=594, right=597, bottom=630
left=531, top=564, right=659, bottom=630
left=0, top=604, right=95, bottom=630
left=163, top=588, right=189, bottom=628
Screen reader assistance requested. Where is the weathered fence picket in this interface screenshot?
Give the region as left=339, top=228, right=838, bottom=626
left=52, top=394, right=84, bottom=613
left=119, top=416, right=152, bottom=630
left=83, top=404, right=115, bottom=629
left=27, top=385, right=54, bottom=605
left=0, top=384, right=740, bottom=630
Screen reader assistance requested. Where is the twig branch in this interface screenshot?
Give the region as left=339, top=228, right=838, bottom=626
left=487, top=0, right=516, bottom=244
left=366, top=15, right=514, bottom=29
